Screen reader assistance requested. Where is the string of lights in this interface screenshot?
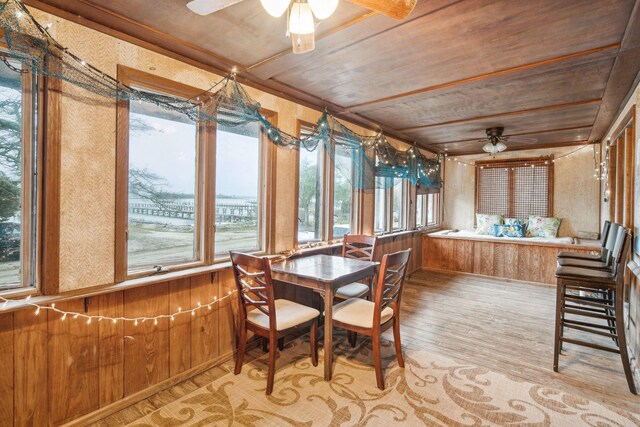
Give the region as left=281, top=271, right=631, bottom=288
left=445, top=143, right=601, bottom=179
left=0, top=290, right=237, bottom=325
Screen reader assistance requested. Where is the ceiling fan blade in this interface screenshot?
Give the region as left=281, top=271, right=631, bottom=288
left=348, top=0, right=417, bottom=19
left=507, top=136, right=538, bottom=144
left=186, top=0, right=244, bottom=16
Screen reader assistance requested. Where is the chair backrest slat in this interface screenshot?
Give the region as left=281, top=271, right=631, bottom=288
left=342, top=234, right=378, bottom=261
left=373, top=249, right=411, bottom=324
left=604, top=223, right=621, bottom=265
left=230, top=251, right=277, bottom=328
left=612, top=228, right=631, bottom=278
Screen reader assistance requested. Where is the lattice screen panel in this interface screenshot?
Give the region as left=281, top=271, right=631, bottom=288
left=476, top=159, right=553, bottom=219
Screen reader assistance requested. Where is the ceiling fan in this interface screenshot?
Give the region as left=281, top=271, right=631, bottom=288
left=480, top=127, right=538, bottom=155
left=186, top=0, right=417, bottom=53
left=186, top=0, right=417, bottom=20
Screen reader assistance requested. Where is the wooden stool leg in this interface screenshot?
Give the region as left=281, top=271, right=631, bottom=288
left=348, top=331, right=357, bottom=348
left=393, top=316, right=404, bottom=368
left=266, top=335, right=277, bottom=395
left=372, top=333, right=384, bottom=390
left=553, top=279, right=565, bottom=372
left=615, top=288, right=637, bottom=394
left=310, top=318, right=318, bottom=367
left=234, top=323, right=247, bottom=375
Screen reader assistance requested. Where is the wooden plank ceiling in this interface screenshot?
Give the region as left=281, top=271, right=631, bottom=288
left=26, top=0, right=640, bottom=155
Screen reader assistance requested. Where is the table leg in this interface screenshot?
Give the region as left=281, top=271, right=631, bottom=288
left=319, top=287, right=334, bottom=381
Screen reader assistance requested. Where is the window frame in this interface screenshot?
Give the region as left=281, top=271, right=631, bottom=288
left=294, top=120, right=358, bottom=246
left=116, top=66, right=275, bottom=280
left=213, top=113, right=276, bottom=260
left=416, top=191, right=441, bottom=229
left=116, top=66, right=211, bottom=280
left=474, top=156, right=554, bottom=221
left=374, top=177, right=410, bottom=235
left=0, top=51, right=46, bottom=296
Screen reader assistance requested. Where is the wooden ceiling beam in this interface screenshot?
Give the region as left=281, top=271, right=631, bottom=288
left=445, top=140, right=593, bottom=156
left=346, top=43, right=620, bottom=110
left=246, top=11, right=378, bottom=71
left=428, top=125, right=594, bottom=146
left=399, top=99, right=602, bottom=132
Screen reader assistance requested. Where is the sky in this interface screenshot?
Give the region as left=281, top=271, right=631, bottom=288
left=129, top=110, right=260, bottom=198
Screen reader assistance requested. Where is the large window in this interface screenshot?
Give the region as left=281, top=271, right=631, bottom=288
left=116, top=67, right=270, bottom=279
left=127, top=96, right=199, bottom=269
left=297, top=127, right=323, bottom=243
left=215, top=123, right=262, bottom=256
left=0, top=56, right=38, bottom=291
left=333, top=143, right=354, bottom=238
left=417, top=193, right=440, bottom=227
left=374, top=176, right=408, bottom=234
left=476, top=158, right=553, bottom=219
left=296, top=122, right=355, bottom=244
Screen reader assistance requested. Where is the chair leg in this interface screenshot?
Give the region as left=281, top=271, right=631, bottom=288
left=234, top=324, right=247, bottom=375
left=266, top=335, right=277, bottom=396
left=553, top=280, right=565, bottom=372
left=348, top=331, right=357, bottom=348
left=278, top=337, right=285, bottom=351
left=614, top=288, right=637, bottom=394
left=372, top=333, right=384, bottom=390
left=262, top=337, right=268, bottom=353
left=310, top=318, right=318, bottom=367
left=393, top=316, right=404, bottom=368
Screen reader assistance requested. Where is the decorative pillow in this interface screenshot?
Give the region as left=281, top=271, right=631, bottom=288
left=526, top=215, right=562, bottom=238
left=494, top=223, right=525, bottom=238
left=476, top=214, right=503, bottom=235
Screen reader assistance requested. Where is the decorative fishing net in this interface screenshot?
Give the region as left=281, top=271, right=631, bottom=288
left=0, top=0, right=441, bottom=190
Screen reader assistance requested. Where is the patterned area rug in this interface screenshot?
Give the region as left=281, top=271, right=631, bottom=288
left=129, top=335, right=639, bottom=426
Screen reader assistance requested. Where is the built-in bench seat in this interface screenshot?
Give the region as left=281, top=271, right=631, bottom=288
left=422, top=230, right=599, bottom=285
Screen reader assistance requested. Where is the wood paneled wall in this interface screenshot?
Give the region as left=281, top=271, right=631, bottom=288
left=0, top=269, right=237, bottom=427
left=0, top=231, right=422, bottom=426
left=422, top=235, right=596, bottom=285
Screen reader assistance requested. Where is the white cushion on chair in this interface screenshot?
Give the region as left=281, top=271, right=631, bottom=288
left=335, top=282, right=370, bottom=299
left=332, top=298, right=394, bottom=329
left=247, top=299, right=319, bottom=331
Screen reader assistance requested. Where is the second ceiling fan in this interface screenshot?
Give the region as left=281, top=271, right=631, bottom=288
left=186, top=0, right=417, bottom=53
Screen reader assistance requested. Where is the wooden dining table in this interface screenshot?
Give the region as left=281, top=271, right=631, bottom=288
left=270, top=254, right=378, bottom=380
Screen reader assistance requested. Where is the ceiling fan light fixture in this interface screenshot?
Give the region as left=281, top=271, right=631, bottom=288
left=495, top=141, right=507, bottom=152
left=291, top=31, right=315, bottom=54
left=260, top=0, right=291, bottom=17
left=289, top=2, right=315, bottom=34
left=482, top=141, right=507, bottom=155
left=308, top=0, right=339, bottom=20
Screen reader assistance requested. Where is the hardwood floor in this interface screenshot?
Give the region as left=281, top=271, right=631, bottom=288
left=90, top=270, right=640, bottom=425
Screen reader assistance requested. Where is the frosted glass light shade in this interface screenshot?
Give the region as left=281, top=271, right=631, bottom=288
left=260, top=0, right=290, bottom=17
left=289, top=2, right=315, bottom=34
left=308, top=0, right=338, bottom=19
left=483, top=142, right=507, bottom=154
left=292, top=32, right=315, bottom=54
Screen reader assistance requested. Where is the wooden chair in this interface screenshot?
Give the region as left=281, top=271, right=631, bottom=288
left=332, top=249, right=411, bottom=390
left=553, top=227, right=636, bottom=394
left=231, top=251, right=320, bottom=395
left=334, top=234, right=378, bottom=300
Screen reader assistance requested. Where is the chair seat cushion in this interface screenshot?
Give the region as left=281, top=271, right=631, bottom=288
left=555, top=266, right=615, bottom=283
left=557, top=258, right=608, bottom=269
left=335, top=282, right=370, bottom=299
left=557, top=251, right=602, bottom=261
left=247, top=299, right=319, bottom=331
left=331, top=298, right=394, bottom=329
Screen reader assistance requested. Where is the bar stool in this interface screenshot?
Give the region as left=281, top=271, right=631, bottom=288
left=557, top=222, right=619, bottom=271
left=553, top=227, right=636, bottom=394
left=557, top=220, right=611, bottom=261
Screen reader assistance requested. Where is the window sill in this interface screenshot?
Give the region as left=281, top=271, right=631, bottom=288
left=0, top=262, right=233, bottom=314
